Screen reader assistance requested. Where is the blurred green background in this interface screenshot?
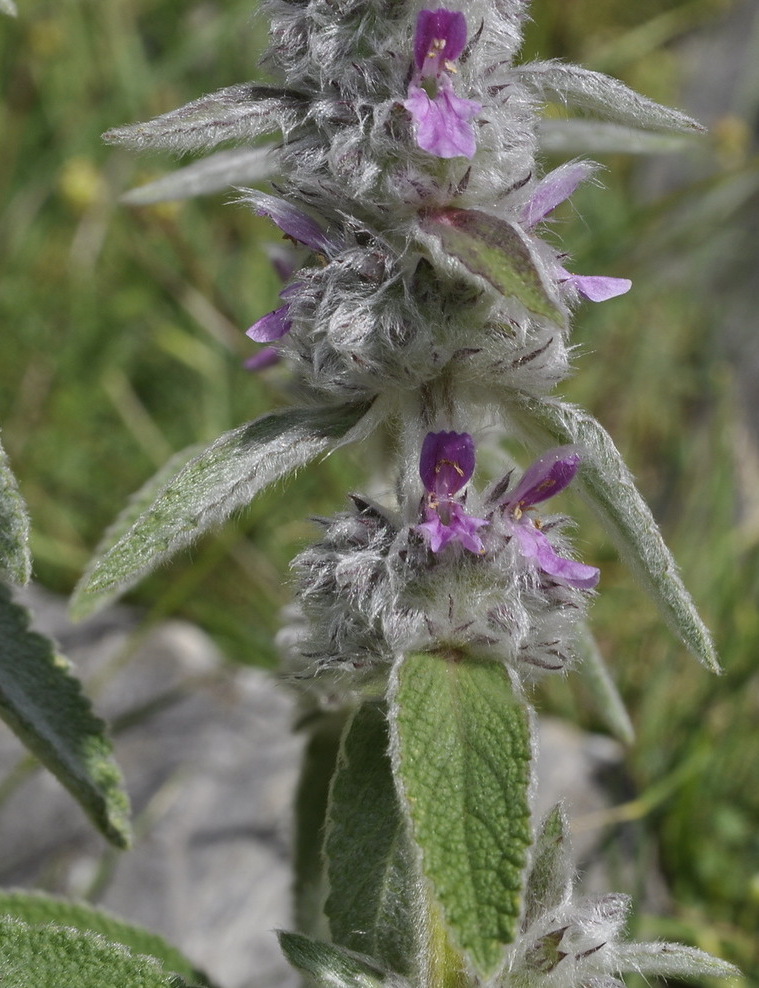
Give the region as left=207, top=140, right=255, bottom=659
left=1, top=0, right=758, bottom=983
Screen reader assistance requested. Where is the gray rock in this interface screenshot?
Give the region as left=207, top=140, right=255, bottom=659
left=0, top=586, right=656, bottom=986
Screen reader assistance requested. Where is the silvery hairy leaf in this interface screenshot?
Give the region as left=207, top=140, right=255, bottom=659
left=516, top=62, right=704, bottom=135
left=103, top=84, right=306, bottom=153
left=277, top=931, right=391, bottom=988
left=538, top=119, right=699, bottom=155
left=121, top=146, right=280, bottom=205
left=616, top=941, right=741, bottom=980
left=71, top=401, right=373, bottom=619
left=522, top=804, right=573, bottom=929
left=0, top=0, right=17, bottom=17
left=576, top=624, right=634, bottom=745
left=511, top=395, right=719, bottom=672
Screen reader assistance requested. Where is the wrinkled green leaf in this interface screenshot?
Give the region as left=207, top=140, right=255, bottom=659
left=0, top=917, right=194, bottom=988
left=0, top=438, right=31, bottom=585
left=418, top=208, right=565, bottom=324
left=616, top=941, right=741, bottom=980
left=0, top=891, right=211, bottom=986
left=326, top=703, right=415, bottom=975
left=121, top=146, right=279, bottom=205
left=523, top=805, right=572, bottom=929
left=0, top=585, right=131, bottom=847
left=71, top=401, right=372, bottom=619
left=511, top=395, right=719, bottom=672
left=277, top=931, right=389, bottom=988
left=516, top=62, right=704, bottom=135
left=576, top=624, right=634, bottom=745
left=391, top=651, right=533, bottom=976
left=103, top=84, right=305, bottom=153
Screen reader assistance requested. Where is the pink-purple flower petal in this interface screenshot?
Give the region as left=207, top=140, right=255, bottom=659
left=563, top=271, right=633, bottom=302
left=520, top=161, right=598, bottom=229
left=404, top=85, right=481, bottom=159
left=414, top=8, right=468, bottom=75
left=244, top=191, right=338, bottom=255
left=417, top=503, right=487, bottom=554
left=513, top=524, right=600, bottom=589
left=420, top=431, right=476, bottom=497
left=505, top=445, right=583, bottom=511
left=246, top=304, right=292, bottom=342
left=244, top=346, right=282, bottom=371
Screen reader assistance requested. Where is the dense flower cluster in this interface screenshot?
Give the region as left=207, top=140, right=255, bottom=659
left=279, top=431, right=597, bottom=693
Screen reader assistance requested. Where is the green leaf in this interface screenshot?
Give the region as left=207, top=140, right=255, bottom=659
left=277, top=931, right=389, bottom=988
left=523, top=805, right=572, bottom=930
left=616, top=941, right=741, bottom=980
left=391, top=651, right=533, bottom=976
left=0, top=891, right=211, bottom=986
left=511, top=395, right=719, bottom=672
left=0, top=585, right=131, bottom=847
left=294, top=711, right=347, bottom=938
left=71, top=401, right=372, bottom=619
left=326, top=703, right=415, bottom=975
left=418, top=208, right=565, bottom=324
left=576, top=624, right=634, bottom=745
left=0, top=438, right=31, bottom=585
left=0, top=916, right=194, bottom=988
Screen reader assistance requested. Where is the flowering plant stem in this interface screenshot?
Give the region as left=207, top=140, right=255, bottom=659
left=64, top=0, right=740, bottom=986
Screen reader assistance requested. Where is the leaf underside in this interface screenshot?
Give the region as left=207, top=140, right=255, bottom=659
left=326, top=703, right=415, bottom=975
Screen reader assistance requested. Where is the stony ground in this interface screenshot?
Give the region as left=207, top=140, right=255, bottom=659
left=0, top=585, right=646, bottom=988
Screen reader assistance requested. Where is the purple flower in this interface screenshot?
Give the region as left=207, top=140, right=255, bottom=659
left=557, top=267, right=632, bottom=302
left=520, top=163, right=632, bottom=303
left=403, top=8, right=482, bottom=159
left=416, top=431, right=488, bottom=554
left=246, top=305, right=292, bottom=343
left=244, top=193, right=341, bottom=345
left=499, top=446, right=600, bottom=589
left=244, top=346, right=281, bottom=371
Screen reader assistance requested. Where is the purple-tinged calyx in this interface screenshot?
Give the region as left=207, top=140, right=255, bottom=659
left=416, top=431, right=488, bottom=554
left=403, top=8, right=482, bottom=159
left=520, top=163, right=632, bottom=303
left=499, top=446, right=600, bottom=589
